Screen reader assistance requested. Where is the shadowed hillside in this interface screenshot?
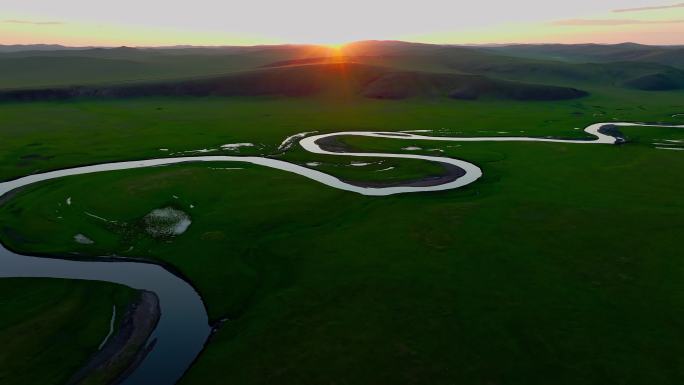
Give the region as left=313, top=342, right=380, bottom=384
left=0, top=41, right=684, bottom=92
left=0, top=45, right=335, bottom=89
left=260, top=42, right=684, bottom=91
left=2, top=41, right=683, bottom=94
left=622, top=72, right=684, bottom=91
left=0, top=62, right=588, bottom=102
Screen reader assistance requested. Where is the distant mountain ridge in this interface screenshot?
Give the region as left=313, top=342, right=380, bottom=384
left=478, top=43, right=684, bottom=68
left=1, top=41, right=683, bottom=93
left=0, top=44, right=94, bottom=52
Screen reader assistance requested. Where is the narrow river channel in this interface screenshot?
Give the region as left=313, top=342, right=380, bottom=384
left=1, top=122, right=680, bottom=384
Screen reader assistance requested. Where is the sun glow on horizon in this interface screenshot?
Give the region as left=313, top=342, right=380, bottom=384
left=325, top=43, right=349, bottom=58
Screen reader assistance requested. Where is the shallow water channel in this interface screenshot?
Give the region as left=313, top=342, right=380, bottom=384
left=1, top=122, right=679, bottom=384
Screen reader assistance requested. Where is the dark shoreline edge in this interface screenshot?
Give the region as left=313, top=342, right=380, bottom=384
left=68, top=291, right=161, bottom=385
left=311, top=123, right=639, bottom=187
left=315, top=136, right=467, bottom=188
left=345, top=162, right=465, bottom=188
left=597, top=124, right=627, bottom=143
left=0, top=236, right=215, bottom=385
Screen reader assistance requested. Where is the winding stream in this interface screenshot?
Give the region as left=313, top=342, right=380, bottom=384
left=0, top=121, right=681, bottom=384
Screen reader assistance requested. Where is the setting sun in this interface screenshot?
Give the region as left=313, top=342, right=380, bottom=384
left=326, top=44, right=347, bottom=58
left=326, top=42, right=347, bottom=50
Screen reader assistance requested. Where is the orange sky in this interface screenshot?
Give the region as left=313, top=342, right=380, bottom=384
left=2, top=1, right=683, bottom=46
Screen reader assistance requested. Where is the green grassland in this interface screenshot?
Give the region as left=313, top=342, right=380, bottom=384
left=1, top=86, right=682, bottom=181
left=2, top=40, right=684, bottom=384
left=0, top=278, right=136, bottom=385
left=1, top=83, right=684, bottom=384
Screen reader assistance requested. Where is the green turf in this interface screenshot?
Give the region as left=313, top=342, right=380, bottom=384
left=1, top=90, right=684, bottom=384
left=0, top=278, right=136, bottom=385
left=0, top=87, right=682, bottom=181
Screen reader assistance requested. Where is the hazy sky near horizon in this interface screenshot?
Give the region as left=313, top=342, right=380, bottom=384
left=2, top=0, right=684, bottom=46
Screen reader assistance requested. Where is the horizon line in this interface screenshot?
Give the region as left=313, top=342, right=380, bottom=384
left=1, top=39, right=684, bottom=49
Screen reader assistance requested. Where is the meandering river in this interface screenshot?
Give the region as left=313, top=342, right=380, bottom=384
left=0, top=122, right=681, bottom=384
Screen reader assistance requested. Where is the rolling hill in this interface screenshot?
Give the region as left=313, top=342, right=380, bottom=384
left=338, top=41, right=684, bottom=90
left=1, top=41, right=683, bottom=94
left=479, top=43, right=684, bottom=68
left=0, top=45, right=334, bottom=89
left=0, top=62, right=588, bottom=102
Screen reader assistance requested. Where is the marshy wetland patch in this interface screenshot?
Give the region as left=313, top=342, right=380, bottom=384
left=142, top=207, right=192, bottom=238
left=73, top=233, right=94, bottom=245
